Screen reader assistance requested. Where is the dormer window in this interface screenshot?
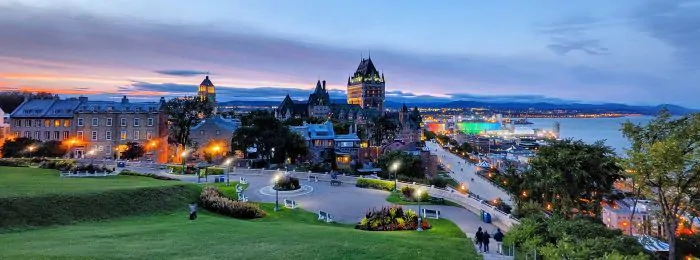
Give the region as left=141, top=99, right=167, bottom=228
left=149, top=107, right=155, bottom=112
left=54, top=109, right=60, bottom=114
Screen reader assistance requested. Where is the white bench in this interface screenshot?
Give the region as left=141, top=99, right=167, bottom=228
left=421, top=208, right=440, bottom=219
left=318, top=211, right=334, bottom=223
left=238, top=194, right=249, bottom=203
left=239, top=176, right=248, bottom=185
left=308, top=175, right=319, bottom=182
left=284, top=199, right=298, bottom=209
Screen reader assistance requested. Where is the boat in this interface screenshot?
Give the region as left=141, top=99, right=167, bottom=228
left=513, top=118, right=533, bottom=125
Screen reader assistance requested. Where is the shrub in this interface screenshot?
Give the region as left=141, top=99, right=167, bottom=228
left=356, top=178, right=395, bottom=191
left=206, top=167, right=224, bottom=175
left=429, top=176, right=449, bottom=188
left=199, top=186, right=266, bottom=219
left=72, top=164, right=113, bottom=173
left=39, top=159, right=75, bottom=171
left=274, top=175, right=300, bottom=191
left=398, top=186, right=429, bottom=202
left=119, top=170, right=179, bottom=181
left=0, top=158, right=32, bottom=167
left=0, top=185, right=201, bottom=229
left=355, top=205, right=430, bottom=231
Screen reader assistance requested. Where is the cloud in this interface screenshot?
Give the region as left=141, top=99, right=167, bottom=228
left=539, top=14, right=610, bottom=56
left=630, top=0, right=700, bottom=70
left=154, top=70, right=211, bottom=76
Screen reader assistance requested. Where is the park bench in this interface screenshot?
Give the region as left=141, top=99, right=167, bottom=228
left=330, top=180, right=342, bottom=186
left=318, top=211, right=334, bottom=223
left=429, top=197, right=445, bottom=205
left=238, top=194, right=249, bottom=203
left=239, top=176, right=248, bottom=185
left=421, top=208, right=441, bottom=219
left=308, top=175, right=319, bottom=183
left=284, top=199, right=298, bottom=209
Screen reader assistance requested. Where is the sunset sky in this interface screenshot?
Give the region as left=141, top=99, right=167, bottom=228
left=0, top=0, right=698, bottom=107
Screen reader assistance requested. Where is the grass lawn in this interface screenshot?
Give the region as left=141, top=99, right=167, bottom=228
left=386, top=192, right=463, bottom=208
left=0, top=166, right=181, bottom=198
left=0, top=208, right=481, bottom=260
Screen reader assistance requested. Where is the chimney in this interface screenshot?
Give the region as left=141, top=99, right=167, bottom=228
left=322, top=80, right=326, bottom=91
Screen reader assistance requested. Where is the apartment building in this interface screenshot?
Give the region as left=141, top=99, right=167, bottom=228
left=8, top=96, right=81, bottom=144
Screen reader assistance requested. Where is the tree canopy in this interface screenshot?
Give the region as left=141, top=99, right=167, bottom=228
left=232, top=110, right=308, bottom=165
left=121, top=142, right=145, bottom=160
left=164, top=97, right=213, bottom=150
left=0, top=138, right=67, bottom=158
left=377, top=151, right=425, bottom=181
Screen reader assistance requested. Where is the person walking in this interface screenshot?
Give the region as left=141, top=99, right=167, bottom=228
left=493, top=228, right=504, bottom=254
left=188, top=203, right=197, bottom=222
left=475, top=227, right=483, bottom=252
left=482, top=230, right=491, bottom=253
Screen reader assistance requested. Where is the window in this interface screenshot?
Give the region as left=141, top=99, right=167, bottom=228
left=98, top=146, right=104, bottom=152
left=106, top=118, right=112, bottom=126
left=77, top=131, right=84, bottom=140
left=16, top=120, right=21, bottom=127
left=24, top=131, right=30, bottom=138
left=146, top=131, right=153, bottom=140
left=134, top=118, right=140, bottom=127
left=92, top=118, right=98, bottom=126
left=63, top=131, right=69, bottom=140
left=105, top=145, right=111, bottom=155
left=25, top=119, right=31, bottom=127
left=35, top=119, right=41, bottom=127
left=133, top=130, right=140, bottom=140
left=120, top=131, right=127, bottom=140
left=120, top=118, right=126, bottom=127
left=63, top=120, right=70, bottom=127
left=44, top=119, right=50, bottom=127
left=148, top=118, right=154, bottom=126
left=45, top=131, right=50, bottom=140
left=106, top=131, right=112, bottom=140
left=54, top=131, right=60, bottom=140
left=91, top=131, right=98, bottom=141
left=77, top=118, right=84, bottom=126
left=54, top=119, right=60, bottom=127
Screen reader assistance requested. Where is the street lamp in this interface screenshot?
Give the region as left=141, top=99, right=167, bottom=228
left=416, top=189, right=424, bottom=231
left=224, top=158, right=233, bottom=187
left=88, top=150, right=96, bottom=165
left=391, top=161, right=401, bottom=192
left=181, top=150, right=189, bottom=175
left=273, top=174, right=281, bottom=211
left=27, top=145, right=36, bottom=157
left=213, top=145, right=221, bottom=164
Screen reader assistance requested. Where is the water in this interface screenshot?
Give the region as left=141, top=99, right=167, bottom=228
left=522, top=116, right=654, bottom=156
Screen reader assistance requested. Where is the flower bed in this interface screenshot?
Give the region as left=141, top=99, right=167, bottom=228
left=355, top=205, right=431, bottom=231
left=274, top=175, right=300, bottom=191
left=199, top=186, right=266, bottom=219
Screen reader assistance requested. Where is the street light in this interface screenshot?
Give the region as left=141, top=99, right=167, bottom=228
left=391, top=161, right=401, bottom=192
left=181, top=150, right=189, bottom=175
left=224, top=158, right=233, bottom=187
left=416, top=189, right=424, bottom=231
left=88, top=150, right=96, bottom=165
left=273, top=174, right=281, bottom=211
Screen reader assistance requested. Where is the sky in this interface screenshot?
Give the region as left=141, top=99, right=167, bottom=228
left=0, top=0, right=698, bottom=107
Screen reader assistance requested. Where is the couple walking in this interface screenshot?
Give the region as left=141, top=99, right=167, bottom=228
left=475, top=227, right=504, bottom=254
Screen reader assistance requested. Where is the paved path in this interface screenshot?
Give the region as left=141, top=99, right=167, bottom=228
left=426, top=141, right=513, bottom=206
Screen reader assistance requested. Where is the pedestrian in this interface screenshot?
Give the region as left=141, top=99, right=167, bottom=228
left=482, top=230, right=491, bottom=253
left=494, top=228, right=504, bottom=254
left=188, top=203, right=197, bottom=221
left=475, top=227, right=483, bottom=252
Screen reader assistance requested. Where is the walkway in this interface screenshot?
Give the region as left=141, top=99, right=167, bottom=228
left=426, top=141, right=513, bottom=205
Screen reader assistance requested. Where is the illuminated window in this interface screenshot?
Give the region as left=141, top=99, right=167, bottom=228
left=63, top=120, right=70, bottom=127
left=146, top=131, right=152, bottom=140
left=77, top=131, right=83, bottom=140
left=44, top=119, right=50, bottom=127
left=120, top=131, right=127, bottom=140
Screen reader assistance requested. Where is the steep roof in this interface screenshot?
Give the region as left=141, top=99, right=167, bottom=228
left=200, top=76, right=214, bottom=87
left=10, top=98, right=81, bottom=118
left=354, top=58, right=380, bottom=77
left=191, top=115, right=240, bottom=132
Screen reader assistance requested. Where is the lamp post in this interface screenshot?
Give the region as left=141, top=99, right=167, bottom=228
left=416, top=189, right=424, bottom=231
left=224, top=158, right=233, bottom=187
left=391, top=161, right=401, bottom=192
left=273, top=174, right=280, bottom=211
left=213, top=145, right=221, bottom=164
left=181, top=150, right=188, bottom=175
left=27, top=145, right=36, bottom=158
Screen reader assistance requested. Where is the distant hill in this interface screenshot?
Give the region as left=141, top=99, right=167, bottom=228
left=220, top=99, right=696, bottom=115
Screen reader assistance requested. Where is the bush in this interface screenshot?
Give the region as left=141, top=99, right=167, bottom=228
left=72, top=164, right=113, bottom=173
left=356, top=178, right=395, bottom=191
left=199, top=186, right=266, bottom=219
left=355, top=205, right=430, bottom=231
left=399, top=186, right=429, bottom=202
left=274, top=175, right=300, bottom=191
left=0, top=185, right=201, bottom=229
left=206, top=167, right=224, bottom=175
left=120, top=170, right=179, bottom=181
left=39, top=159, right=75, bottom=171
left=429, top=177, right=449, bottom=188
left=0, top=158, right=32, bottom=167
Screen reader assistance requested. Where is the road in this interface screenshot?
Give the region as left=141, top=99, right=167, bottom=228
left=426, top=141, right=513, bottom=206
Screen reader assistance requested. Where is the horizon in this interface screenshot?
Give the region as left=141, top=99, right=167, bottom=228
left=1, top=1, right=698, bottom=108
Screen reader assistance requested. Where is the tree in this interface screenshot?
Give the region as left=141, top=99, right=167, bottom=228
left=0, top=137, right=38, bottom=157
left=377, top=151, right=424, bottom=180
left=36, top=140, right=67, bottom=157
left=367, top=115, right=397, bottom=146
left=622, top=110, right=700, bottom=259
left=0, top=91, right=26, bottom=114
left=121, top=142, right=145, bottom=160
left=232, top=110, right=308, bottom=166
left=164, top=97, right=213, bottom=153
left=514, top=139, right=623, bottom=219
left=422, top=129, right=437, bottom=141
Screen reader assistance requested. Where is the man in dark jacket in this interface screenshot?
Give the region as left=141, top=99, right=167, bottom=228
left=494, top=228, right=504, bottom=254
left=482, top=230, right=491, bottom=253
left=475, top=227, right=483, bottom=252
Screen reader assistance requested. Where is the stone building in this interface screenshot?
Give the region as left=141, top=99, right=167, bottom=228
left=347, top=56, right=385, bottom=112
left=197, top=75, right=217, bottom=114
left=0, top=107, right=10, bottom=151
left=189, top=115, right=241, bottom=162
left=74, top=96, right=168, bottom=162
left=9, top=96, right=82, bottom=144
left=276, top=80, right=364, bottom=122
left=386, top=104, right=422, bottom=144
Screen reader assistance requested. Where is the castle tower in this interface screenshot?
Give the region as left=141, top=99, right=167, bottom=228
left=347, top=56, right=385, bottom=112
left=198, top=76, right=217, bottom=114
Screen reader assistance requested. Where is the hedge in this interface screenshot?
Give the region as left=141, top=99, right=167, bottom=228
left=356, top=178, right=395, bottom=191
left=120, top=170, right=179, bottom=181
left=0, top=184, right=201, bottom=229
left=199, top=186, right=266, bottom=219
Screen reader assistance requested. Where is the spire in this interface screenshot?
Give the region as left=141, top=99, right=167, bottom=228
left=315, top=80, right=323, bottom=93
left=200, top=75, right=214, bottom=86
left=402, top=103, right=408, bottom=113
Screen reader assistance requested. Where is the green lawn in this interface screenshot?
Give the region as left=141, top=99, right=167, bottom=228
left=386, top=192, right=463, bottom=208
left=0, top=208, right=481, bottom=260
left=0, top=166, right=180, bottom=198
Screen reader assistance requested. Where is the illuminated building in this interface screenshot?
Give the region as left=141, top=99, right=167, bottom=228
left=197, top=75, right=217, bottom=114
left=456, top=121, right=501, bottom=134
left=276, top=80, right=363, bottom=121
left=347, top=56, right=385, bottom=112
